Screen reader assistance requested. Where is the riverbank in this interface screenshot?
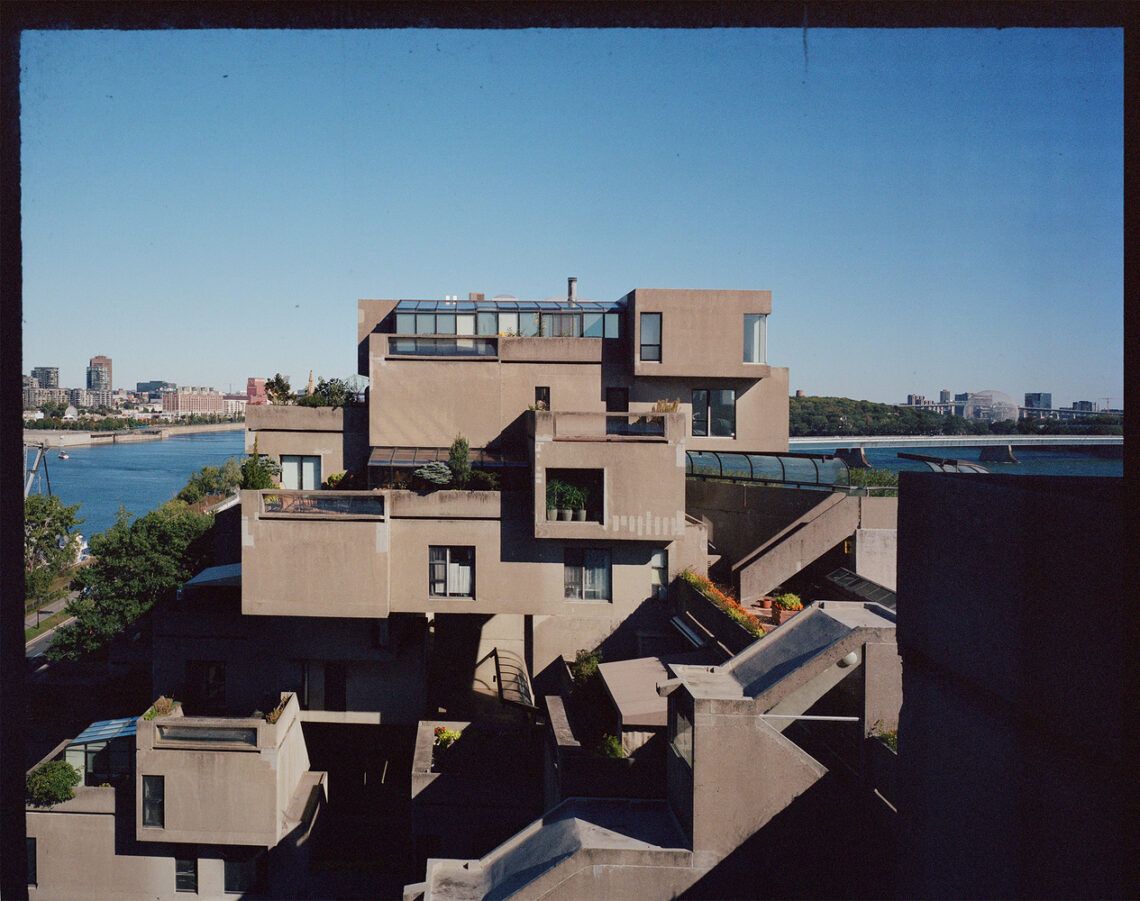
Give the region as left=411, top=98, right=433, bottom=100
left=24, top=420, right=245, bottom=447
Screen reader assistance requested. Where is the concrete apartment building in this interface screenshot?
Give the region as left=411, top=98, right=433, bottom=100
left=26, top=282, right=917, bottom=898
left=87, top=355, right=113, bottom=392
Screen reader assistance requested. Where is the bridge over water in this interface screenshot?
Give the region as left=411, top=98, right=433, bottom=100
left=788, top=434, right=1122, bottom=449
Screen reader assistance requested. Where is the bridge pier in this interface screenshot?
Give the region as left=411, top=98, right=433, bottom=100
left=836, top=447, right=871, bottom=469
left=978, top=444, right=1018, bottom=464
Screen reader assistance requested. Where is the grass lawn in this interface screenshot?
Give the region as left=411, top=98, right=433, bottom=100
left=25, top=610, right=71, bottom=644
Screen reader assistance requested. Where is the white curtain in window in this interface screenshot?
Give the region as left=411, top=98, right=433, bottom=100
left=583, top=549, right=611, bottom=600
left=448, top=557, right=472, bottom=596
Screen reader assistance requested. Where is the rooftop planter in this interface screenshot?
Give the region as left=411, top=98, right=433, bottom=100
left=680, top=569, right=767, bottom=652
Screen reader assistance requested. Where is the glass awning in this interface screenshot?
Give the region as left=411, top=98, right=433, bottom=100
left=368, top=446, right=528, bottom=469
left=71, top=717, right=138, bottom=745
left=686, top=450, right=848, bottom=487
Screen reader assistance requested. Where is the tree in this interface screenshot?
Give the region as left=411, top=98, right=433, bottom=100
left=265, top=373, right=293, bottom=405
left=25, top=494, right=84, bottom=608
left=48, top=502, right=214, bottom=661
left=241, top=437, right=278, bottom=489
left=296, top=376, right=358, bottom=408
left=448, top=434, right=471, bottom=487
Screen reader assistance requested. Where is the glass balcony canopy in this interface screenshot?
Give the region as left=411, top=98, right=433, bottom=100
left=686, top=450, right=848, bottom=488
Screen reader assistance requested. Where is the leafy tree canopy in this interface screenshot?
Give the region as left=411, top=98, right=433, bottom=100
left=295, top=376, right=359, bottom=408
left=24, top=494, right=84, bottom=606
left=265, top=373, right=293, bottom=405
left=49, top=502, right=214, bottom=661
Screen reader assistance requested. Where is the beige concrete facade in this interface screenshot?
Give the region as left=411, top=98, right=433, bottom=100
left=245, top=404, right=370, bottom=482
left=135, top=693, right=316, bottom=847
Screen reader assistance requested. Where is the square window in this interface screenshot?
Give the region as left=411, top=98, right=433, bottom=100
left=142, top=775, right=164, bottom=828
left=564, top=548, right=611, bottom=601
left=224, top=852, right=265, bottom=894
left=535, top=387, right=550, bottom=410
left=650, top=549, right=668, bottom=600
left=429, top=547, right=475, bottom=598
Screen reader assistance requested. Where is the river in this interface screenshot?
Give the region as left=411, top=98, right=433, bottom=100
left=26, top=431, right=247, bottom=538
left=26, top=432, right=1120, bottom=542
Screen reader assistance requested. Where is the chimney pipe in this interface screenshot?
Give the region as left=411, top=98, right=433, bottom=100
left=568, top=277, right=577, bottom=300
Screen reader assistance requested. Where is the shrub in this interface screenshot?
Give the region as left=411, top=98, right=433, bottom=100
left=433, top=726, right=462, bottom=748
left=774, top=592, right=803, bottom=611
left=598, top=733, right=624, bottom=758
left=562, top=484, right=587, bottom=510
left=414, top=461, right=453, bottom=486
left=680, top=569, right=767, bottom=639
left=569, top=648, right=602, bottom=690
left=469, top=470, right=500, bottom=490
left=27, top=760, right=81, bottom=806
left=144, top=696, right=177, bottom=720
left=448, top=434, right=471, bottom=487
left=873, top=721, right=898, bottom=752
left=265, top=694, right=291, bottom=724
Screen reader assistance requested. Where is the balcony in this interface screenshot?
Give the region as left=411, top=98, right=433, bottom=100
left=531, top=412, right=688, bottom=541
left=135, top=693, right=325, bottom=848
left=260, top=489, right=385, bottom=519
left=387, top=335, right=498, bottom=358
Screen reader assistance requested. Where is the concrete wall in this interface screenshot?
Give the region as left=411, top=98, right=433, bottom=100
left=854, top=529, right=897, bottom=590
left=895, top=474, right=1124, bottom=900
left=532, top=411, right=688, bottom=541
left=627, top=288, right=772, bottom=380
left=245, top=404, right=369, bottom=479
left=135, top=694, right=309, bottom=847
left=241, top=489, right=391, bottom=618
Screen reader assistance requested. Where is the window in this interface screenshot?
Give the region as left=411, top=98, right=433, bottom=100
left=142, top=775, right=164, bottom=828
left=176, top=858, right=197, bottom=893
left=640, top=312, right=661, bottom=362
left=429, top=546, right=475, bottom=598
left=540, top=312, right=579, bottom=337
left=281, top=454, right=321, bottom=490
left=651, top=549, right=668, bottom=600
left=743, top=314, right=767, bottom=363
left=27, top=837, right=36, bottom=887
left=605, top=387, right=629, bottom=412
left=535, top=386, right=550, bottom=410
left=691, top=389, right=736, bottom=438
left=224, top=852, right=265, bottom=895
left=564, top=548, right=611, bottom=601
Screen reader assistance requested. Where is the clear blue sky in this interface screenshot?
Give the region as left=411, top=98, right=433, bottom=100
left=20, top=28, right=1122, bottom=408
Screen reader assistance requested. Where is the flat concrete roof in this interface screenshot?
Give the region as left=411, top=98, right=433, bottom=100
left=599, top=649, right=724, bottom=729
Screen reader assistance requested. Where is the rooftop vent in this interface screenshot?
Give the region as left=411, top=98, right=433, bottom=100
left=568, top=276, right=577, bottom=301
left=469, top=292, right=485, bottom=301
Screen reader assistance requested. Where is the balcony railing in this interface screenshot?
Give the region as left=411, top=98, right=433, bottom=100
left=552, top=411, right=667, bottom=439
left=387, top=336, right=497, bottom=357
left=260, top=490, right=386, bottom=518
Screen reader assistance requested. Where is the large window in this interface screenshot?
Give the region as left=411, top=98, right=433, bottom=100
left=27, top=837, right=36, bottom=887
left=142, top=775, right=164, bottom=828
left=429, top=546, right=475, bottom=598
left=691, top=389, right=736, bottom=438
left=176, top=858, right=197, bottom=893
left=640, top=313, right=662, bottom=362
left=743, top=314, right=767, bottom=364
left=280, top=454, right=321, bottom=490
left=564, top=548, right=611, bottom=601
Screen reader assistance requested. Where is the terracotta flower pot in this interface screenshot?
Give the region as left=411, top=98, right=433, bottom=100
left=759, top=597, right=773, bottom=609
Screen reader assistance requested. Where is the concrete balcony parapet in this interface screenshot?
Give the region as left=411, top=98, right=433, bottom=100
left=531, top=410, right=686, bottom=442
left=245, top=403, right=347, bottom=433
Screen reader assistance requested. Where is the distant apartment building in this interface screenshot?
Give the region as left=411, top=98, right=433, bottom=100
left=162, top=386, right=225, bottom=416
left=68, top=388, right=91, bottom=408
left=31, top=366, right=59, bottom=389
left=137, top=379, right=176, bottom=395
left=87, top=355, right=112, bottom=392
left=223, top=394, right=248, bottom=416
left=1024, top=392, right=1052, bottom=410
left=939, top=389, right=951, bottom=403
left=906, top=394, right=926, bottom=406
left=22, top=386, right=69, bottom=408
left=1071, top=400, right=1095, bottom=412
left=246, top=377, right=269, bottom=405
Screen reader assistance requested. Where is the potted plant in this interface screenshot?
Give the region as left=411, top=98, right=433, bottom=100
left=772, top=592, right=803, bottom=625
left=567, top=485, right=588, bottom=521
left=558, top=484, right=577, bottom=521
left=546, top=480, right=562, bottom=520
left=758, top=596, right=774, bottom=609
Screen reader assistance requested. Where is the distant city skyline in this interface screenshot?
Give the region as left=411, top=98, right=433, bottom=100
left=20, top=28, right=1122, bottom=406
